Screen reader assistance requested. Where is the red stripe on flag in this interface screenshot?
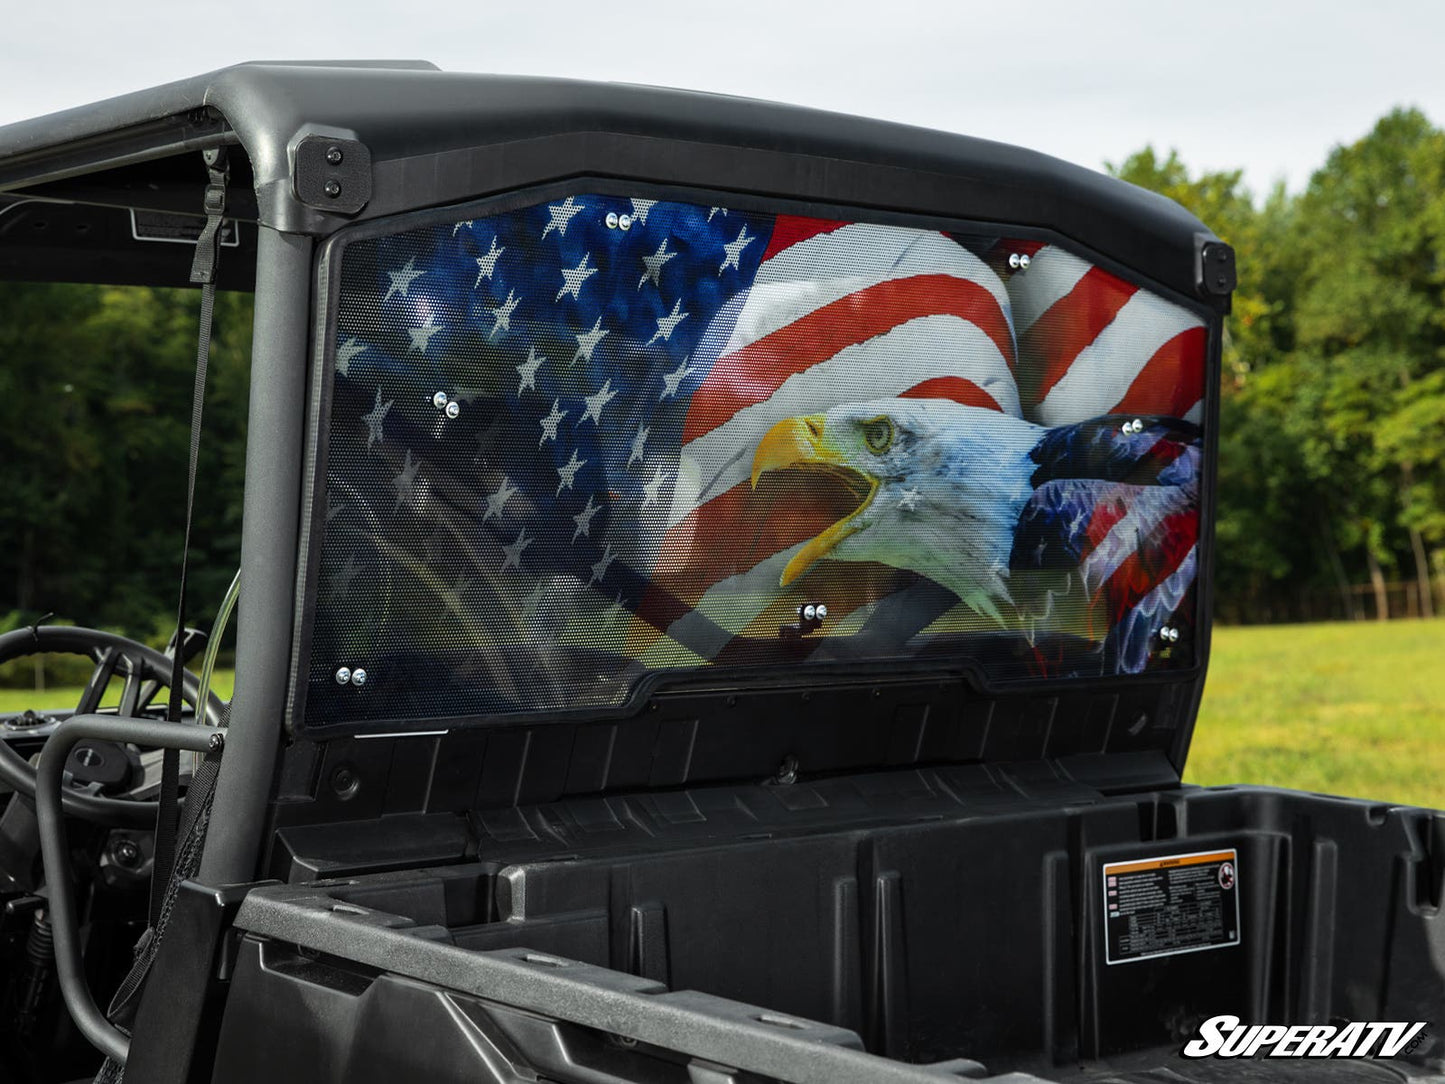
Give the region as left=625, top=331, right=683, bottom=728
left=1084, top=492, right=1130, bottom=552
left=1018, top=268, right=1137, bottom=409
left=635, top=473, right=865, bottom=629
left=1095, top=509, right=1197, bottom=627
left=898, top=376, right=1003, bottom=412
left=1109, top=326, right=1207, bottom=419
left=761, top=216, right=850, bottom=262
left=682, top=274, right=1014, bottom=443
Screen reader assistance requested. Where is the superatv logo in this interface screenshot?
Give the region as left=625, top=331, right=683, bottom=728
left=1183, top=1015, right=1428, bottom=1059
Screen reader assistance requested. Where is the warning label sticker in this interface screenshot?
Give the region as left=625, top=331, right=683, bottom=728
left=1103, top=848, right=1240, bottom=965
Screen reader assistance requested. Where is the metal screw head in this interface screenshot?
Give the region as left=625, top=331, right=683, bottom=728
left=444, top=400, right=460, bottom=419
left=113, top=838, right=142, bottom=868
left=1008, top=253, right=1022, bottom=269
left=1018, top=253, right=1031, bottom=269
left=326, top=146, right=344, bottom=165
left=605, top=212, right=620, bottom=230
left=802, top=604, right=817, bottom=621
left=815, top=603, right=828, bottom=618
left=323, top=180, right=342, bottom=199
left=351, top=668, right=368, bottom=687
left=432, top=391, right=449, bottom=409
left=618, top=213, right=633, bottom=231
left=334, top=666, right=352, bottom=685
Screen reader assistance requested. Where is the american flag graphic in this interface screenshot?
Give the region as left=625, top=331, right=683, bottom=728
left=306, top=193, right=1205, bottom=726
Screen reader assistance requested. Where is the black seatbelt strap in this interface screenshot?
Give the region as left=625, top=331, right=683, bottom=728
left=150, top=147, right=229, bottom=927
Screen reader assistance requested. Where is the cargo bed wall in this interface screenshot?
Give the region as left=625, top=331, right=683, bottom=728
left=224, top=783, right=1445, bottom=1081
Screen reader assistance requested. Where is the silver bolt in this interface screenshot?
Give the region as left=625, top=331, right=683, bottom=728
left=1169, top=628, right=1180, bottom=642
left=1132, top=419, right=1144, bottom=434
left=432, top=391, right=449, bottom=409
left=618, top=213, right=633, bottom=231
left=326, top=146, right=344, bottom=165
left=802, top=604, right=817, bottom=621
left=815, top=603, right=828, bottom=619
left=444, top=400, right=460, bottom=419
left=323, top=180, right=342, bottom=199
left=1018, top=253, right=1032, bottom=269
left=334, top=667, right=352, bottom=685
left=351, top=668, right=368, bottom=686
left=605, top=212, right=620, bottom=230
left=1008, top=253, right=1022, bottom=269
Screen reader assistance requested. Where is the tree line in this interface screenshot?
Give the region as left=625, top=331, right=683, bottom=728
left=1112, top=108, right=1445, bottom=623
left=2, top=108, right=1443, bottom=653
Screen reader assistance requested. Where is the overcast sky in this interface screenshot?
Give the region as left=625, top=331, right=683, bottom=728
left=3, top=0, right=1442, bottom=197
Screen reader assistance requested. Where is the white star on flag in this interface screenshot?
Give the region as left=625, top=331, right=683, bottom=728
left=452, top=220, right=474, bottom=236
left=556, top=252, right=599, bottom=301
left=589, top=543, right=618, bottom=586
left=573, top=317, right=608, bottom=364
left=538, top=399, right=567, bottom=446
left=898, top=487, right=920, bottom=511
left=580, top=379, right=618, bottom=425
left=629, top=198, right=656, bottom=226
left=627, top=425, right=650, bottom=466
left=571, top=494, right=601, bottom=542
left=555, top=449, right=586, bottom=494
left=541, top=196, right=585, bottom=239
left=408, top=317, right=442, bottom=353
left=501, top=528, right=532, bottom=572
left=482, top=476, right=518, bottom=522
left=719, top=225, right=755, bottom=274
left=362, top=387, right=393, bottom=448
left=473, top=237, right=504, bottom=286
left=515, top=347, right=544, bottom=394
left=708, top=207, right=727, bottom=221
left=645, top=299, right=688, bottom=346
left=383, top=257, right=425, bottom=302
left=489, top=289, right=521, bottom=339
left=637, top=238, right=676, bottom=290
left=392, top=450, right=421, bottom=512
left=660, top=359, right=697, bottom=400
left=641, top=466, right=668, bottom=508
left=335, top=337, right=367, bottom=376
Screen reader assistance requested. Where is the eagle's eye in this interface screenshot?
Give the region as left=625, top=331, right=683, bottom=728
left=861, top=416, right=894, bottom=455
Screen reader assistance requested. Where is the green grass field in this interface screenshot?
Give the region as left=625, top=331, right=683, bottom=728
left=1185, top=618, right=1444, bottom=809
left=2, top=621, right=1440, bottom=808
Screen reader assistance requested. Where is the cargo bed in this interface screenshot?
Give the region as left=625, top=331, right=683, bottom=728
left=218, top=776, right=1445, bottom=1082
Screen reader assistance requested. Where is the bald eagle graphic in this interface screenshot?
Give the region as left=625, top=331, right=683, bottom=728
left=750, top=398, right=1200, bottom=669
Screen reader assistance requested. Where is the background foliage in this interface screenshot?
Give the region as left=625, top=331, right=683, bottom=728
left=3, top=108, right=1445, bottom=646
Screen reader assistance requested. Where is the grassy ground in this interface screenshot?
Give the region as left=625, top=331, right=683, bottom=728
left=2, top=621, right=1440, bottom=808
left=1186, top=618, right=1444, bottom=809
left=0, top=668, right=234, bottom=713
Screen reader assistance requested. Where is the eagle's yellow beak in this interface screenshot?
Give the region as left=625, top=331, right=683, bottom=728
left=749, top=414, right=879, bottom=586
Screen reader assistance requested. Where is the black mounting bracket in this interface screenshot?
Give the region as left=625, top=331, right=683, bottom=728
left=293, top=136, right=372, bottom=215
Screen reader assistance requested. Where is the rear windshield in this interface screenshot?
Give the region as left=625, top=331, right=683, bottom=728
left=300, top=192, right=1208, bottom=731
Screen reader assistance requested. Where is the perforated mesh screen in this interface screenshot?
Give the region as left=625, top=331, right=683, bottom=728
left=301, top=194, right=1207, bottom=731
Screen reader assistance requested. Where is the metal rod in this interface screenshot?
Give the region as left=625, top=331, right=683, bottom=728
left=199, top=227, right=313, bottom=885
left=36, top=714, right=223, bottom=1065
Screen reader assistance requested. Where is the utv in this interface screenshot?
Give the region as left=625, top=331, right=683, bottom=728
left=0, top=61, right=1441, bottom=1084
